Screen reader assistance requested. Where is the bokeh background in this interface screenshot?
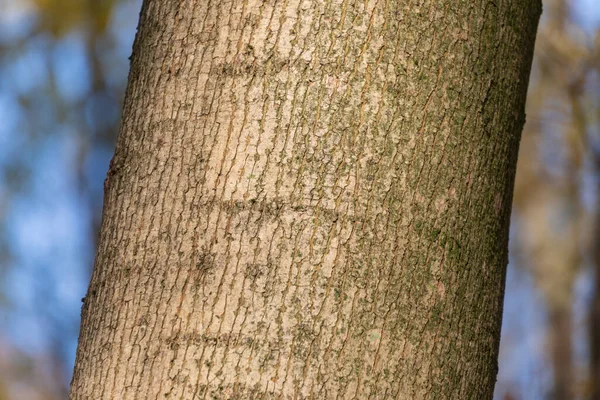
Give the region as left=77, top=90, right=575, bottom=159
left=0, top=0, right=598, bottom=399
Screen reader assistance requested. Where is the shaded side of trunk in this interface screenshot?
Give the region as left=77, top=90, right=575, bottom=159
left=70, top=0, right=541, bottom=398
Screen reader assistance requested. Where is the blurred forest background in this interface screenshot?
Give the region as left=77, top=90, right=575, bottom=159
left=0, top=0, right=598, bottom=399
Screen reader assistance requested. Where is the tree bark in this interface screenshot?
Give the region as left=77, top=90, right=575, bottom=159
left=70, top=0, right=541, bottom=398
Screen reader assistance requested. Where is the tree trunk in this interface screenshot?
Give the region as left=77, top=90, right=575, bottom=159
left=590, top=148, right=600, bottom=400
left=549, top=306, right=573, bottom=400
left=70, top=0, right=541, bottom=398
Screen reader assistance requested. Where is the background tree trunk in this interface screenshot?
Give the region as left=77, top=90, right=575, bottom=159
left=70, top=0, right=541, bottom=398
left=590, top=147, right=600, bottom=400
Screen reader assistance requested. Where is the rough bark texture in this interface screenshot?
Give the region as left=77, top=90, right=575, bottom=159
left=70, top=0, right=540, bottom=398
